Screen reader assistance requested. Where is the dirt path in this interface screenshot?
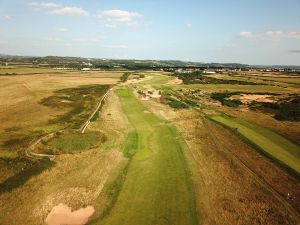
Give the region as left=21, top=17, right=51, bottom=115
left=80, top=88, right=112, bottom=133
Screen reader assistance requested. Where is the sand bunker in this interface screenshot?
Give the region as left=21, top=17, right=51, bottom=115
left=167, top=77, right=183, bottom=85
left=230, top=94, right=275, bottom=103
left=137, top=86, right=161, bottom=101
left=45, top=203, right=95, bottom=225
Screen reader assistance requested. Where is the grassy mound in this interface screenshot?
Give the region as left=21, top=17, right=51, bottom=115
left=50, top=133, right=101, bottom=152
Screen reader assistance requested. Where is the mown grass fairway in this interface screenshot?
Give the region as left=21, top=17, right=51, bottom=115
left=99, top=88, right=197, bottom=225
left=209, top=115, right=300, bottom=174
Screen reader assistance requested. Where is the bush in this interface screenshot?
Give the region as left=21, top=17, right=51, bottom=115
left=120, top=72, right=131, bottom=82
left=249, top=96, right=300, bottom=121
left=211, top=92, right=242, bottom=107
left=274, top=101, right=300, bottom=121
left=168, top=99, right=188, bottom=109
left=222, top=99, right=242, bottom=107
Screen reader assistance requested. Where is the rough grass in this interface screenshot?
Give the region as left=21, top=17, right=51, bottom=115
left=209, top=115, right=300, bottom=175
left=0, top=158, right=54, bottom=194
left=50, top=133, right=101, bottom=152
left=180, top=84, right=289, bottom=93
left=40, top=84, right=110, bottom=129
left=97, top=88, right=197, bottom=225
left=0, top=66, right=60, bottom=75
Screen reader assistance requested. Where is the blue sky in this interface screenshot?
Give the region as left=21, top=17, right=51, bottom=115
left=0, top=0, right=300, bottom=65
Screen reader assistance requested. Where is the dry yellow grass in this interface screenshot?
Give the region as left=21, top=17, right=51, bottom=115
left=0, top=90, right=128, bottom=225
left=0, top=72, right=122, bottom=152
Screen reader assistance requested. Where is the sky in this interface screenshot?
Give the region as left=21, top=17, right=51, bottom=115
left=0, top=0, right=300, bottom=65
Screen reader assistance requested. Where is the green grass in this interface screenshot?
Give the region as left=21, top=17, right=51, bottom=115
left=140, top=74, right=173, bottom=86
left=50, top=133, right=100, bottom=152
left=123, top=131, right=138, bottom=158
left=209, top=115, right=300, bottom=175
left=98, top=88, right=197, bottom=225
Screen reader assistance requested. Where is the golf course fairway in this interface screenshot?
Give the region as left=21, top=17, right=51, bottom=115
left=209, top=115, right=300, bottom=175
left=100, top=88, right=197, bottom=225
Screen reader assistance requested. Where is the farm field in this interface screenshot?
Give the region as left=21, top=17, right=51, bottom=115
left=0, top=68, right=299, bottom=225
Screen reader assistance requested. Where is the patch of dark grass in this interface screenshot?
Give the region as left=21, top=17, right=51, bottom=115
left=211, top=92, right=242, bottom=107
left=160, top=90, right=189, bottom=109
left=123, top=131, right=138, bottom=158
left=49, top=132, right=106, bottom=153
left=250, top=95, right=300, bottom=121
left=168, top=99, right=189, bottom=108
left=173, top=72, right=259, bottom=85
left=120, top=72, right=131, bottom=82
left=90, top=110, right=99, bottom=122
left=40, top=84, right=110, bottom=129
left=2, top=130, right=44, bottom=151
left=4, top=127, right=21, bottom=133
left=0, top=157, right=55, bottom=194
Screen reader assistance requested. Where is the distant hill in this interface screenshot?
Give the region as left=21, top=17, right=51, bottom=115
left=0, top=54, right=299, bottom=70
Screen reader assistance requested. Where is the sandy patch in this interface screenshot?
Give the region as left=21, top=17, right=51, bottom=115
left=135, top=86, right=161, bottom=101
left=167, top=77, right=183, bottom=85
left=61, top=100, right=72, bottom=103
left=230, top=94, right=275, bottom=103
left=45, top=203, right=95, bottom=225
left=124, top=76, right=153, bottom=85
left=140, top=95, right=150, bottom=101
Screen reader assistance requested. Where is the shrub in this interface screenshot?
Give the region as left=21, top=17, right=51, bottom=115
left=211, top=92, right=242, bottom=107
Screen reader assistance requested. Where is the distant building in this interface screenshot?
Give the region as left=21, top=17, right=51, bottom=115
left=203, top=69, right=216, bottom=74
left=81, top=68, right=91, bottom=71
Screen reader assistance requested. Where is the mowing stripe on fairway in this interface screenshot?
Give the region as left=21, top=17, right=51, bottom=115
left=100, top=88, right=197, bottom=225
left=209, top=115, right=300, bottom=175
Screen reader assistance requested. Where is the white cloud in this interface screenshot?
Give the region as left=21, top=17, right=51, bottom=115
left=286, top=31, right=300, bottom=39
left=55, top=27, right=68, bottom=32
left=100, top=10, right=142, bottom=25
left=3, top=15, right=12, bottom=20
left=239, top=31, right=254, bottom=38
left=50, top=7, right=89, bottom=16
left=29, top=2, right=60, bottom=9
left=186, top=23, right=192, bottom=28
left=44, top=37, right=62, bottom=42
left=101, top=44, right=128, bottom=49
left=240, top=30, right=300, bottom=40
left=105, top=24, right=116, bottom=28
left=72, top=38, right=103, bottom=43
left=225, top=43, right=238, bottom=48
